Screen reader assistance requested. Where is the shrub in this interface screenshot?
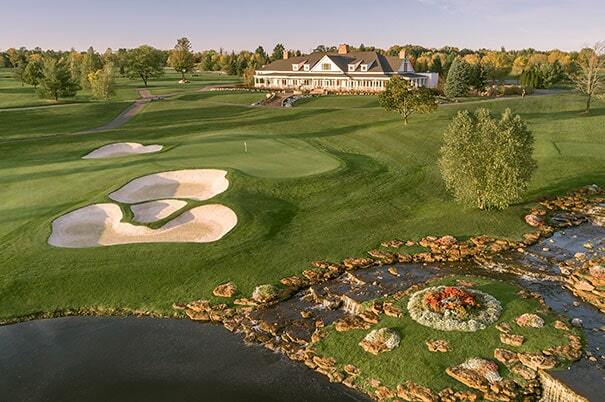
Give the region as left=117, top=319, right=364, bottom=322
left=439, top=108, right=536, bottom=210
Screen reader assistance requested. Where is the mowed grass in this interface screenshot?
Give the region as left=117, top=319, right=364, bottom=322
left=0, top=90, right=604, bottom=320
left=0, top=67, right=239, bottom=109
left=314, top=275, right=581, bottom=393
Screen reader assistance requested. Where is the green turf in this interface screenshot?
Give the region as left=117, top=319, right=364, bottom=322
left=0, top=90, right=604, bottom=320
left=314, top=275, right=581, bottom=393
left=0, top=67, right=240, bottom=109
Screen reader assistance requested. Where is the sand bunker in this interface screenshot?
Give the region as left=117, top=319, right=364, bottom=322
left=83, top=142, right=163, bottom=159
left=109, top=169, right=229, bottom=204
left=131, top=199, right=188, bottom=223
left=48, top=203, right=237, bottom=248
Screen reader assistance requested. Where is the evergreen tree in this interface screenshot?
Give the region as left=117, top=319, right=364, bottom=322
left=271, top=44, right=285, bottom=61
left=439, top=108, right=536, bottom=210
left=38, top=57, right=80, bottom=101
left=444, top=58, right=471, bottom=97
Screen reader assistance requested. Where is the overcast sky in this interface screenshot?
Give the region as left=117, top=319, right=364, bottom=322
left=1, top=0, right=603, bottom=52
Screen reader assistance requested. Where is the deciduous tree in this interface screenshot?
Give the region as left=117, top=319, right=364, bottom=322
left=378, top=76, right=437, bottom=125
left=167, top=37, right=195, bottom=80
left=23, top=57, right=44, bottom=88
left=125, top=45, right=164, bottom=87
left=89, top=63, right=116, bottom=100
left=570, top=41, right=605, bottom=113
left=439, top=108, right=536, bottom=210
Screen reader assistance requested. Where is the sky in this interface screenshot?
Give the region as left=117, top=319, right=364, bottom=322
left=1, top=0, right=604, bottom=52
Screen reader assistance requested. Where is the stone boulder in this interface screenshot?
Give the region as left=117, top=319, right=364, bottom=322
left=426, top=339, right=450, bottom=352
left=252, top=284, right=280, bottom=303
left=515, top=313, right=544, bottom=328
left=212, top=282, right=237, bottom=298
left=446, top=358, right=502, bottom=392
left=518, top=352, right=557, bottom=370
left=359, top=328, right=400, bottom=355
left=500, top=333, right=525, bottom=347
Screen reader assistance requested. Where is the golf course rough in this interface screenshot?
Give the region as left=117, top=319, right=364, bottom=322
left=48, top=169, right=237, bottom=248
left=82, top=142, right=163, bottom=159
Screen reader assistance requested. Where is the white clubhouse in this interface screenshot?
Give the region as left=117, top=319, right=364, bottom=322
left=254, top=44, right=437, bottom=93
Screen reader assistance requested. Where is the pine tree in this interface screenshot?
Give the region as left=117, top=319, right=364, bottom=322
left=38, top=57, right=80, bottom=101
left=444, top=58, right=471, bottom=97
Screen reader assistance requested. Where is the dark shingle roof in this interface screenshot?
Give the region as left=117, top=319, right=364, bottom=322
left=259, top=51, right=404, bottom=73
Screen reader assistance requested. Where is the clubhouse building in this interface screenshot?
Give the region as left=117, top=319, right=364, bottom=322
left=253, top=44, right=438, bottom=93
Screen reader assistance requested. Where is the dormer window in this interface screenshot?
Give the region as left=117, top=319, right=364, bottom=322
left=303, top=64, right=310, bottom=71
left=360, top=64, right=368, bottom=72
left=348, top=64, right=355, bottom=72
left=292, top=64, right=299, bottom=71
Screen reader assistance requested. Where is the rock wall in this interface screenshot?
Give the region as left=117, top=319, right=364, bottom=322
left=539, top=370, right=588, bottom=402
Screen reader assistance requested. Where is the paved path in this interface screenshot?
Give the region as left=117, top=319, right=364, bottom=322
left=0, top=89, right=174, bottom=145
left=84, top=89, right=156, bottom=132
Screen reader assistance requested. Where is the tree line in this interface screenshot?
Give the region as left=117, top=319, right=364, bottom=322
left=2, top=40, right=602, bottom=107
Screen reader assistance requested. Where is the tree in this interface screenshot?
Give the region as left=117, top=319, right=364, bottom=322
left=271, top=43, right=285, bottom=61
left=481, top=51, right=512, bottom=84
left=444, top=58, right=471, bottom=97
left=125, top=45, right=164, bottom=87
left=6, top=47, right=26, bottom=68
left=570, top=41, right=605, bottom=113
left=13, top=61, right=27, bottom=86
left=80, top=46, right=103, bottom=89
left=378, top=76, right=437, bottom=125
left=89, top=63, right=116, bottom=100
left=23, top=58, right=44, bottom=87
left=38, top=57, right=80, bottom=101
left=242, top=66, right=256, bottom=87
left=167, top=37, right=195, bottom=80
left=439, top=108, right=536, bottom=210
left=468, top=62, right=487, bottom=92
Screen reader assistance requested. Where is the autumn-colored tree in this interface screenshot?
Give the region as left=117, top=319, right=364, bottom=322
left=167, top=37, right=195, bottom=80
left=570, top=41, right=605, bottom=113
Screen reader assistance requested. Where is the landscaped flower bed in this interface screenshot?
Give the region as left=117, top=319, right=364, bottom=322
left=408, top=286, right=502, bottom=332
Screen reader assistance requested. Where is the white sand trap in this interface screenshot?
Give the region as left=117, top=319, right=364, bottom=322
left=48, top=203, right=237, bottom=248
left=109, top=169, right=229, bottom=204
left=131, top=199, right=187, bottom=223
left=83, top=142, right=163, bottom=159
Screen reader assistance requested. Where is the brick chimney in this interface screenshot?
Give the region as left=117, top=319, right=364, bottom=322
left=399, top=49, right=407, bottom=59
left=338, top=44, right=349, bottom=55
left=283, top=51, right=289, bottom=60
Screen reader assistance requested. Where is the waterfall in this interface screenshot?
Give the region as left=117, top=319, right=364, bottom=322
left=539, top=371, right=589, bottom=402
